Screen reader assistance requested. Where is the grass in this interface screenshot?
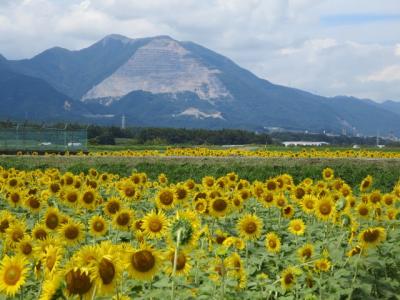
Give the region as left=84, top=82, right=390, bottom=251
left=1, top=155, right=400, bottom=191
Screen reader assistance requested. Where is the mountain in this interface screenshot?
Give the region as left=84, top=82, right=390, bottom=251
left=0, top=64, right=87, bottom=121
left=1, top=34, right=400, bottom=135
left=380, top=100, right=400, bottom=117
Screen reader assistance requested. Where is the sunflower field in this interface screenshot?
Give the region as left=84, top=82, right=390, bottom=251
left=0, top=166, right=399, bottom=299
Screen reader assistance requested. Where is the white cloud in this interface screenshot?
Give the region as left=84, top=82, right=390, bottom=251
left=0, top=0, right=399, bottom=101
left=361, top=65, right=400, bottom=82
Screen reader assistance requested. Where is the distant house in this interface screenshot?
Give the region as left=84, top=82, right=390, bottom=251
left=282, top=141, right=329, bottom=147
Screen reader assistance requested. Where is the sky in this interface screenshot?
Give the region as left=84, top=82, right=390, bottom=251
left=0, top=0, right=399, bottom=102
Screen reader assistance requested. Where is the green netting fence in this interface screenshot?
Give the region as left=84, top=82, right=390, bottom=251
left=0, top=125, right=87, bottom=152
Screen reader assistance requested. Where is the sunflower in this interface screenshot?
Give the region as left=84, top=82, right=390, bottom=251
left=315, top=196, right=335, bottom=221
left=175, top=184, right=190, bottom=202
left=17, top=236, right=35, bottom=259
left=119, top=181, right=139, bottom=202
left=368, top=190, right=382, bottom=206
left=0, top=211, right=16, bottom=237
left=280, top=266, right=301, bottom=290
left=89, top=242, right=122, bottom=296
left=231, top=196, right=244, bottom=211
left=7, top=190, right=24, bottom=207
left=58, top=220, right=84, bottom=246
left=32, top=223, right=49, bottom=241
left=126, top=244, right=162, bottom=281
left=165, top=248, right=192, bottom=276
left=358, top=227, right=386, bottom=248
left=38, top=245, right=64, bottom=277
left=225, top=252, right=244, bottom=279
left=275, top=194, right=287, bottom=208
left=360, top=175, right=373, bottom=192
left=89, top=216, right=108, bottom=237
left=64, top=265, right=94, bottom=299
left=282, top=205, right=295, bottom=219
left=237, top=214, right=263, bottom=240
left=300, top=194, right=317, bottom=214
left=356, top=202, right=370, bottom=219
left=291, top=186, right=306, bottom=202
left=155, top=188, right=177, bottom=210
left=158, top=173, right=168, bottom=185
left=297, top=244, right=314, bottom=262
left=265, top=232, right=281, bottom=254
left=63, top=188, right=80, bottom=208
left=209, top=197, right=230, bottom=217
left=113, top=209, right=134, bottom=231
left=265, top=179, right=278, bottom=192
left=80, top=188, right=98, bottom=210
left=223, top=237, right=245, bottom=250
left=382, top=193, right=395, bottom=207
left=322, top=168, right=334, bottom=181
left=193, top=199, right=208, bottom=214
left=103, top=197, right=123, bottom=217
left=24, top=195, right=43, bottom=213
left=142, top=210, right=169, bottom=239
left=0, top=255, right=28, bottom=297
left=168, top=211, right=200, bottom=250
left=5, top=221, right=26, bottom=249
left=347, top=245, right=362, bottom=257
left=259, top=191, right=275, bottom=208
left=202, top=176, right=215, bottom=189
left=38, top=271, right=63, bottom=300
left=288, top=219, right=306, bottom=236
left=314, top=258, right=331, bottom=272
left=43, top=207, right=62, bottom=231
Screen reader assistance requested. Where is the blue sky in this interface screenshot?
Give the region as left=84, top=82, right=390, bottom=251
left=0, top=0, right=399, bottom=102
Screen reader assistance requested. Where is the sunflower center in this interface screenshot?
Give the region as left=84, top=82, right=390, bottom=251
left=131, top=250, right=155, bottom=272
left=149, top=220, right=162, bottom=232
left=195, top=202, right=205, bottom=211
left=12, top=229, right=24, bottom=242
left=216, top=235, right=226, bottom=244
left=0, top=220, right=9, bottom=233
left=263, top=194, right=274, bottom=203
left=268, top=239, right=277, bottom=248
left=359, top=207, right=368, bottom=216
left=10, top=193, right=20, bottom=204
left=124, top=187, right=135, bottom=197
left=363, top=229, right=379, bottom=243
left=267, top=181, right=276, bottom=191
left=28, top=197, right=40, bottom=209
left=305, top=201, right=314, bottom=209
left=22, top=243, right=32, bottom=255
left=65, top=269, right=93, bottom=296
left=83, top=192, right=94, bottom=204
left=99, top=258, right=115, bottom=285
left=65, top=226, right=79, bottom=240
left=176, top=188, right=187, bottom=200
left=284, top=273, right=294, bottom=285
left=46, top=213, right=59, bottom=230
left=50, top=183, right=60, bottom=193
left=65, top=176, right=74, bottom=185
left=159, top=191, right=173, bottom=205
left=4, top=266, right=21, bottom=286
left=295, top=188, right=305, bottom=199
left=34, top=229, right=47, bottom=240
left=213, top=199, right=227, bottom=212
left=67, top=193, right=78, bottom=203
left=116, top=213, right=130, bottom=226
left=9, top=178, right=17, bottom=187
left=175, top=253, right=187, bottom=271
left=245, top=221, right=257, bottom=234
left=302, top=249, right=312, bottom=259
left=107, top=201, right=120, bottom=214
left=94, top=221, right=104, bottom=232
left=293, top=224, right=301, bottom=231
left=319, top=203, right=332, bottom=215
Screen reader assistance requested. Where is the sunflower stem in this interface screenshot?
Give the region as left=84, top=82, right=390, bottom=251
left=171, top=228, right=182, bottom=300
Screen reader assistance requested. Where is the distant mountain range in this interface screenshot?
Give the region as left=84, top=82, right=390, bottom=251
left=1, top=34, right=400, bottom=135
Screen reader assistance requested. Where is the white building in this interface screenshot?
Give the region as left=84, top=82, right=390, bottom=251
left=282, top=141, right=330, bottom=147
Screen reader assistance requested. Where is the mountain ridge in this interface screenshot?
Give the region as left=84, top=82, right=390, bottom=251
left=1, top=34, right=399, bottom=135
